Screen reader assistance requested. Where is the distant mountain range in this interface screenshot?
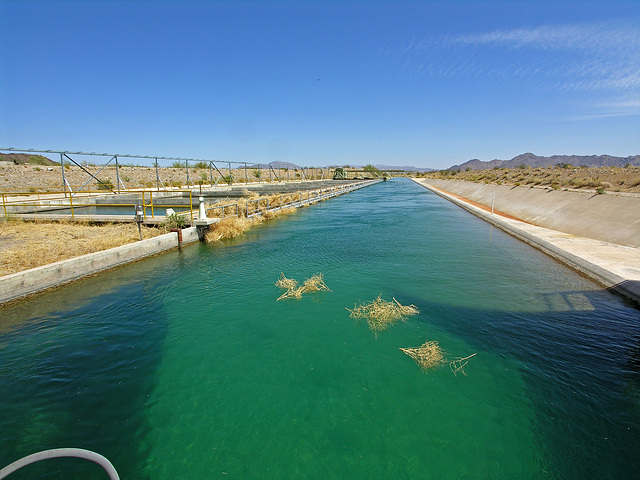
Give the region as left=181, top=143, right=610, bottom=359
left=449, top=153, right=640, bottom=171
left=0, top=153, right=57, bottom=166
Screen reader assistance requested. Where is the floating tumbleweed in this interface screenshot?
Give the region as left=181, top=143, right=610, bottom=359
left=346, top=296, right=419, bottom=333
left=399, top=341, right=445, bottom=373
left=400, top=341, right=477, bottom=376
left=275, top=273, right=298, bottom=291
left=302, top=274, right=331, bottom=293
left=275, top=273, right=331, bottom=301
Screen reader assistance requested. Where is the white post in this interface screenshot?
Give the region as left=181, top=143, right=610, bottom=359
left=491, top=190, right=495, bottom=215
left=198, top=196, right=206, bottom=220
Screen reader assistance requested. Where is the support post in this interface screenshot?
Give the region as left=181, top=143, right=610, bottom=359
left=186, top=160, right=191, bottom=186
left=69, top=190, right=74, bottom=218
left=170, top=228, right=183, bottom=249
left=114, top=156, right=121, bottom=194
left=60, top=153, right=67, bottom=197
left=155, top=158, right=160, bottom=192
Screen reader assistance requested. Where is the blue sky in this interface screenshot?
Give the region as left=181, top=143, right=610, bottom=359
left=1, top=0, right=638, bottom=169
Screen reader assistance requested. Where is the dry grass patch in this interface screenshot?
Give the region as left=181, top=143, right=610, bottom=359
left=347, top=296, right=419, bottom=333
left=0, top=218, right=165, bottom=276
left=204, top=217, right=256, bottom=242
left=262, top=206, right=296, bottom=220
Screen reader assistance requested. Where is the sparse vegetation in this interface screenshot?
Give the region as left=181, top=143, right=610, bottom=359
left=0, top=219, right=165, bottom=276
left=96, top=178, right=114, bottom=190
left=424, top=165, right=640, bottom=194
left=162, top=212, right=188, bottom=229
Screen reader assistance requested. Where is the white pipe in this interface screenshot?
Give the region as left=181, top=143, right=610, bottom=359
left=0, top=448, right=119, bottom=480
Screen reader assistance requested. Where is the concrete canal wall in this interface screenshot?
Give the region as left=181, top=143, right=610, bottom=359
left=417, top=179, right=640, bottom=248
left=413, top=178, right=640, bottom=303
left=0, top=228, right=199, bottom=304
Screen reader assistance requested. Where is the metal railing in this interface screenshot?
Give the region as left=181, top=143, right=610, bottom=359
left=205, top=203, right=239, bottom=219
left=2, top=189, right=197, bottom=222
left=2, top=179, right=381, bottom=223
left=0, top=148, right=332, bottom=195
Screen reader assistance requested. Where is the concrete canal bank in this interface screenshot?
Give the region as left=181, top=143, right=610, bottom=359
left=412, top=178, right=640, bottom=304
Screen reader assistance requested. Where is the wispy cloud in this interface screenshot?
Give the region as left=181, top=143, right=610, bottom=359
left=450, top=23, right=639, bottom=52
left=566, top=97, right=640, bottom=120
left=402, top=21, right=640, bottom=93
left=396, top=21, right=640, bottom=119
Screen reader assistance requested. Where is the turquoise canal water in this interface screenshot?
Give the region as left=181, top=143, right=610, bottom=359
left=1, top=178, right=639, bottom=479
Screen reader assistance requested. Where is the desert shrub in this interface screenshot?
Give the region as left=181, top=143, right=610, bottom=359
left=162, top=212, right=188, bottom=229
left=96, top=179, right=114, bottom=190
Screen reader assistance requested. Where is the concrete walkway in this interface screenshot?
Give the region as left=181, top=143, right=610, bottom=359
left=412, top=178, right=640, bottom=304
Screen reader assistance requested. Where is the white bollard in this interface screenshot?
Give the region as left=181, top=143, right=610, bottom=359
left=199, top=196, right=206, bottom=220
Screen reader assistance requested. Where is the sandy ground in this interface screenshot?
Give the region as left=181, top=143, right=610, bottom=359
left=0, top=220, right=167, bottom=277
left=0, top=161, right=319, bottom=192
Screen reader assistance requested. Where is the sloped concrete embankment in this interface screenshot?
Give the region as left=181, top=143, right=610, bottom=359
left=0, top=227, right=199, bottom=304
left=419, top=179, right=640, bottom=248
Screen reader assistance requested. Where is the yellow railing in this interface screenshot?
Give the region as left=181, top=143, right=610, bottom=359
left=1, top=190, right=196, bottom=221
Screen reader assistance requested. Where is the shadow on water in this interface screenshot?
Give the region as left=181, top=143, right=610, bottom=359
left=0, top=246, right=204, bottom=479
left=394, top=286, right=640, bottom=480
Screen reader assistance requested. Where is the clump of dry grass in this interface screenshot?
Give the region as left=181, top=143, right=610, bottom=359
left=400, top=341, right=477, bottom=376
left=346, top=296, right=419, bottom=333
left=275, top=272, right=331, bottom=301
left=302, top=273, right=331, bottom=292
left=277, top=285, right=306, bottom=301
left=400, top=341, right=445, bottom=373
left=262, top=206, right=296, bottom=220
left=204, top=217, right=255, bottom=242
left=275, top=272, right=298, bottom=290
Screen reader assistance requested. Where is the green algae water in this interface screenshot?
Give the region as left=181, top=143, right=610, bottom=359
left=1, top=178, right=639, bottom=479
